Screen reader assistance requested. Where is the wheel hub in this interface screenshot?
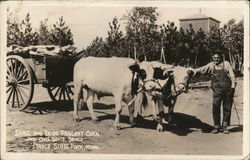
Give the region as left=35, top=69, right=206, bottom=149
left=8, top=79, right=17, bottom=87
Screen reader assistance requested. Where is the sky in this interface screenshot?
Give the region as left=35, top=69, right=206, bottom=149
left=6, top=1, right=245, bottom=50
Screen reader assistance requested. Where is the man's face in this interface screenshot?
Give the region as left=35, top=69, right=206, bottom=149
left=212, top=54, right=222, bottom=65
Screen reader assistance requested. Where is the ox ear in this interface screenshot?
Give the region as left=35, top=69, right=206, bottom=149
left=153, top=67, right=166, bottom=80
left=129, top=64, right=140, bottom=72
left=129, top=64, right=147, bottom=80
left=163, top=69, right=173, bottom=77
left=187, top=70, right=194, bottom=77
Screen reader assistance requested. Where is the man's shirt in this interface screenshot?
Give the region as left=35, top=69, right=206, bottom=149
left=194, top=60, right=236, bottom=88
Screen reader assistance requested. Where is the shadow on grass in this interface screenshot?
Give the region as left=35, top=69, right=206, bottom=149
left=23, top=100, right=115, bottom=115
left=83, top=111, right=215, bottom=136
left=163, top=112, right=213, bottom=136
left=229, top=124, right=243, bottom=132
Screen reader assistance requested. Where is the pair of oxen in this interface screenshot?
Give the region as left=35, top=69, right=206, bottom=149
left=73, top=57, right=194, bottom=132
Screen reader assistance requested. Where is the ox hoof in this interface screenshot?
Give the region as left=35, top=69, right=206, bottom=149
left=113, top=125, right=121, bottom=130
left=156, top=124, right=164, bottom=132
left=92, top=119, right=100, bottom=124
left=73, top=115, right=80, bottom=122
left=153, top=117, right=161, bottom=123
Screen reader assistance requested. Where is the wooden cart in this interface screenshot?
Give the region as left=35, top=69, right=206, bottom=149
left=6, top=49, right=81, bottom=111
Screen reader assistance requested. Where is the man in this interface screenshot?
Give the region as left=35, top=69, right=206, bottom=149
left=194, top=50, right=236, bottom=134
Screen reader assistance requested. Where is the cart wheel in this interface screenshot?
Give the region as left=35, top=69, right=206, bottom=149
left=47, top=84, right=74, bottom=101
left=6, top=55, right=34, bottom=111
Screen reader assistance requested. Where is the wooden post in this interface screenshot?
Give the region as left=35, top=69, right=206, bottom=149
left=194, top=48, right=199, bottom=66
left=160, top=37, right=166, bottom=64
left=134, top=42, right=137, bottom=61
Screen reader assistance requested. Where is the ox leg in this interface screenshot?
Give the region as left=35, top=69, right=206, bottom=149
left=152, top=97, right=158, bottom=120
left=135, top=92, right=144, bottom=121
left=86, top=90, right=99, bottom=123
left=128, top=102, right=135, bottom=127
left=73, top=82, right=82, bottom=122
left=156, top=99, right=164, bottom=132
left=168, top=99, right=175, bottom=125
left=114, top=95, right=122, bottom=130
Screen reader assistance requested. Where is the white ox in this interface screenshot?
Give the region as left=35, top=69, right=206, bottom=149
left=73, top=57, right=144, bottom=130
left=136, top=61, right=194, bottom=131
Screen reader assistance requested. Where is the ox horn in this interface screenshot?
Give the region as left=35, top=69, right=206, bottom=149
left=163, top=69, right=174, bottom=77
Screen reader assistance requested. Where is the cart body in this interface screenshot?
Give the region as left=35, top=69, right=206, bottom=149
left=6, top=50, right=81, bottom=111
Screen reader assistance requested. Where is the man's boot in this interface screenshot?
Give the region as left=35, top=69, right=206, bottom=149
left=211, top=126, right=220, bottom=134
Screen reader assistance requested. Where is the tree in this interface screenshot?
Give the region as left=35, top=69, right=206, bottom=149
left=105, top=17, right=126, bottom=57
left=184, top=24, right=197, bottom=67
left=123, top=7, right=160, bottom=61
left=21, top=13, right=39, bottom=46
left=207, top=26, right=225, bottom=57
left=85, top=37, right=106, bottom=57
left=160, top=21, right=179, bottom=64
left=7, top=8, right=21, bottom=46
left=7, top=11, right=38, bottom=46
left=50, top=16, right=74, bottom=46
left=221, top=19, right=244, bottom=74
left=194, top=28, right=208, bottom=66
left=176, top=27, right=190, bottom=66
left=38, top=18, right=52, bottom=45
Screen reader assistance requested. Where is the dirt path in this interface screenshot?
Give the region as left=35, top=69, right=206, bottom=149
left=6, top=78, right=243, bottom=155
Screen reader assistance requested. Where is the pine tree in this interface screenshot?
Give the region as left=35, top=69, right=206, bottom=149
left=7, top=9, right=21, bottom=46
left=105, top=17, right=126, bottom=57
left=21, top=13, right=39, bottom=46
left=123, top=7, right=160, bottom=61
left=86, top=37, right=106, bottom=57
left=7, top=12, right=38, bottom=47
left=38, top=19, right=52, bottom=45
left=50, top=16, right=74, bottom=46
left=194, top=28, right=208, bottom=66
left=160, top=21, right=179, bottom=64
left=221, top=19, right=244, bottom=74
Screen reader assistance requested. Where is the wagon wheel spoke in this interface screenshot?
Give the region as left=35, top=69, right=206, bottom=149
left=16, top=62, right=24, bottom=79
left=53, top=87, right=61, bottom=99
left=62, top=87, right=66, bottom=100
left=47, top=84, right=73, bottom=102
left=6, top=78, right=11, bottom=85
left=6, top=55, right=34, bottom=111
left=15, top=88, right=20, bottom=108
left=65, top=88, right=71, bottom=100
left=17, top=71, right=28, bottom=82
left=12, top=88, right=16, bottom=108
left=10, top=59, right=15, bottom=76
left=7, top=87, right=14, bottom=104
left=17, top=86, right=29, bottom=102
left=7, top=86, right=12, bottom=94
left=17, top=84, right=30, bottom=90
left=17, top=79, right=30, bottom=84
left=16, top=87, right=25, bottom=105
left=50, top=87, right=57, bottom=92
left=59, top=88, right=63, bottom=101
left=6, top=63, right=13, bottom=78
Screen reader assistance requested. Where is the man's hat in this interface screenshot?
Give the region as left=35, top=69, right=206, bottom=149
left=212, top=50, right=223, bottom=57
